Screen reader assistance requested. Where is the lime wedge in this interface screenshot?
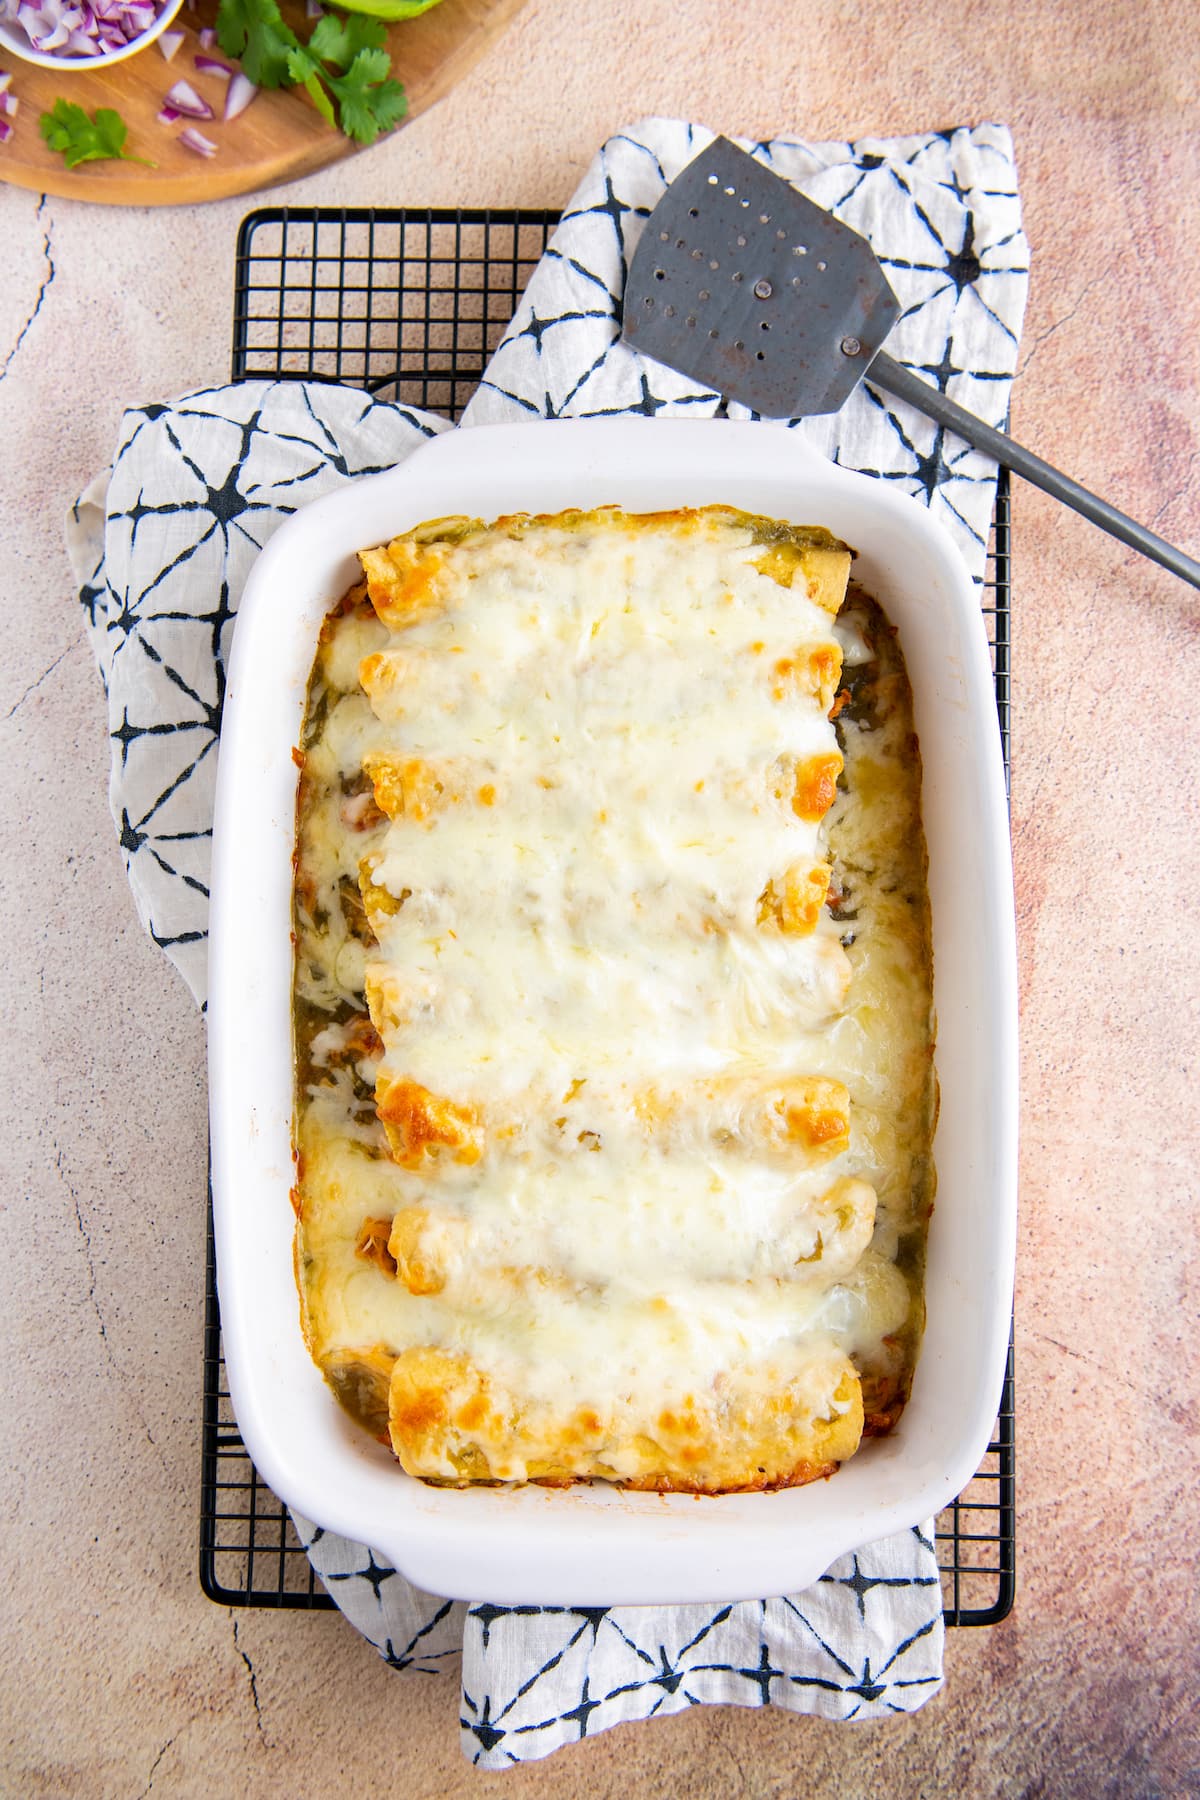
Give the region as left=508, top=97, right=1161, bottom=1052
left=324, top=0, right=444, bottom=17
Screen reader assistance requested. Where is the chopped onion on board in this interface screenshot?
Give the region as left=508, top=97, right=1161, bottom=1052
left=164, top=75, right=213, bottom=118
left=178, top=123, right=217, bottom=156
left=224, top=69, right=256, bottom=119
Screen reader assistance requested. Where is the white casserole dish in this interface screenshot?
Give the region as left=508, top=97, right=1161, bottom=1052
left=208, top=416, right=1016, bottom=1606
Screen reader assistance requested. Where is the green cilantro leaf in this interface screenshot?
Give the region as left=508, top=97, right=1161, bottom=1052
left=306, top=12, right=386, bottom=66
left=338, top=44, right=392, bottom=85
left=321, top=57, right=407, bottom=145
left=216, top=0, right=298, bottom=89
left=286, top=25, right=408, bottom=145
left=39, top=100, right=155, bottom=170
left=218, top=0, right=408, bottom=143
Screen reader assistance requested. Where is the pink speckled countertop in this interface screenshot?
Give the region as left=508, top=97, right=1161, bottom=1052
left=2, top=2, right=1197, bottom=1794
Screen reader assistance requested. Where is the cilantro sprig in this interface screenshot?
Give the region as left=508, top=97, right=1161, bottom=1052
left=215, top=0, right=297, bottom=87
left=288, top=14, right=408, bottom=143
left=39, top=100, right=156, bottom=170
left=216, top=0, right=408, bottom=144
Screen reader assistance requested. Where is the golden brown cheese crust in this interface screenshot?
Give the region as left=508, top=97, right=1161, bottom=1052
left=292, top=510, right=935, bottom=1493
left=386, top=1346, right=864, bottom=1493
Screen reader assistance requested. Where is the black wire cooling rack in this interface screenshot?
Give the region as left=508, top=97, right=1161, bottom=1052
left=202, top=206, right=1016, bottom=1625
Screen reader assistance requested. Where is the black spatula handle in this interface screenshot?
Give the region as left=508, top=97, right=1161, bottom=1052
left=869, top=350, right=1200, bottom=590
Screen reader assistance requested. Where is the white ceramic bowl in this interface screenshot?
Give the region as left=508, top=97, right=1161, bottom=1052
left=0, top=0, right=182, bottom=69
left=208, top=417, right=1017, bottom=1606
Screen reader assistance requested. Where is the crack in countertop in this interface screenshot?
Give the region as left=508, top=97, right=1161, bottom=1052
left=0, top=195, right=56, bottom=386
left=3, top=642, right=79, bottom=725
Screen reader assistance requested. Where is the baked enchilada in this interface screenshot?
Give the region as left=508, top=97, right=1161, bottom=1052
left=291, top=505, right=935, bottom=1492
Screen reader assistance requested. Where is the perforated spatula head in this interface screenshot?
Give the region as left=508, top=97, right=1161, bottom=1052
left=622, top=137, right=1200, bottom=588
left=624, top=137, right=901, bottom=417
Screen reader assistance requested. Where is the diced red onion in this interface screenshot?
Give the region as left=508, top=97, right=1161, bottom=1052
left=0, top=118, right=11, bottom=144
left=157, top=25, right=182, bottom=57
left=223, top=68, right=256, bottom=120
left=3, top=0, right=173, bottom=57
left=196, top=22, right=212, bottom=44
left=156, top=102, right=181, bottom=122
left=193, top=51, right=232, bottom=79
left=0, top=70, right=11, bottom=93
left=164, top=76, right=212, bottom=118
left=305, top=0, right=322, bottom=16
left=18, top=4, right=71, bottom=51
left=1, top=92, right=17, bottom=114
left=179, top=124, right=216, bottom=156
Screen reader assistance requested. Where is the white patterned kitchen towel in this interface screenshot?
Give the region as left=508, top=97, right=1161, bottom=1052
left=68, top=115, right=1028, bottom=1768
left=292, top=1510, right=945, bottom=1762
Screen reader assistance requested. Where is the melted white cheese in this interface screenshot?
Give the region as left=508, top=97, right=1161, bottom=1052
left=294, top=515, right=933, bottom=1480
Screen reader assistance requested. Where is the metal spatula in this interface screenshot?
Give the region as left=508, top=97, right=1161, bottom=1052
left=623, top=137, right=1200, bottom=590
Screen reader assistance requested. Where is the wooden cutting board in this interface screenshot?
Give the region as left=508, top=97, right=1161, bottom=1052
left=0, top=0, right=525, bottom=205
